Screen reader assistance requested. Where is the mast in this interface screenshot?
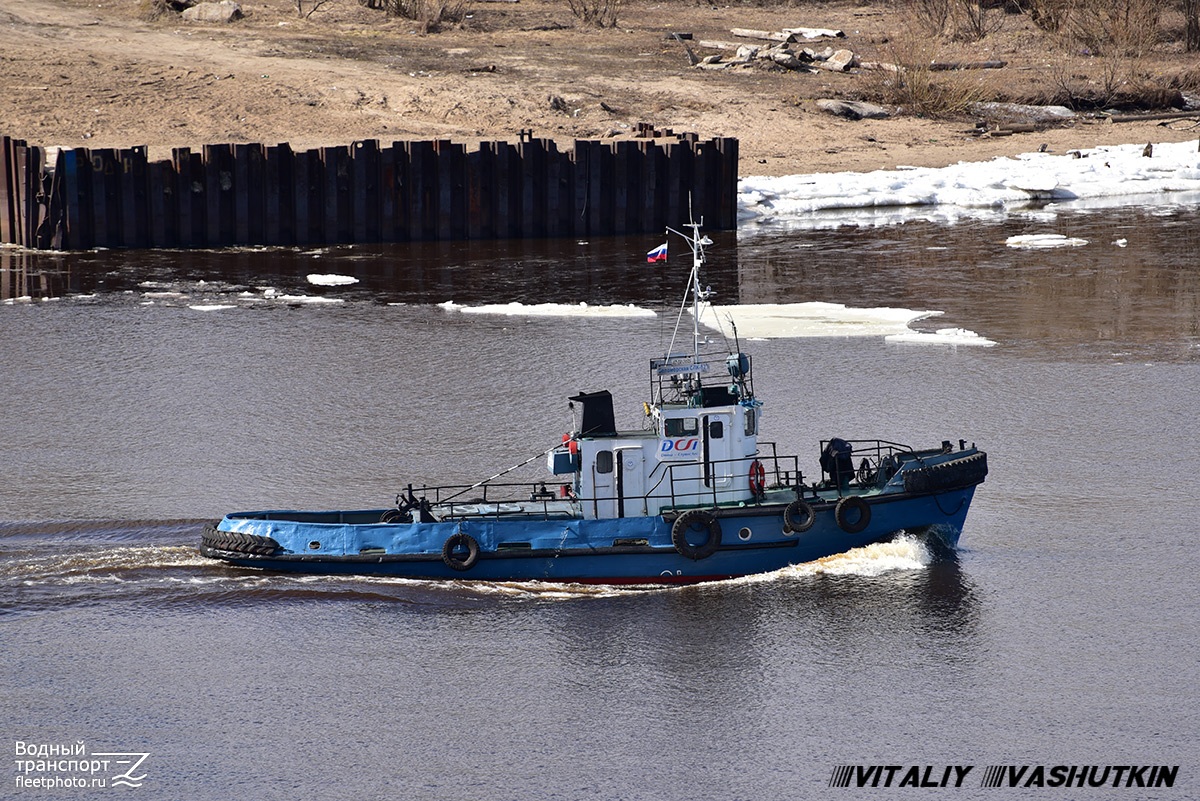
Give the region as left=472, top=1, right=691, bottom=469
left=689, top=221, right=703, bottom=368
left=663, top=220, right=712, bottom=381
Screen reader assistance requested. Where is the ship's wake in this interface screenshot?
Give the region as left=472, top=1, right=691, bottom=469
left=2, top=522, right=949, bottom=612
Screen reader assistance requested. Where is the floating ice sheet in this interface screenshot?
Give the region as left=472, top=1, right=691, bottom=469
left=271, top=294, right=344, bottom=305
left=739, top=139, right=1200, bottom=230
left=885, top=327, right=997, bottom=347
left=1005, top=234, right=1088, bottom=249
left=438, top=301, right=656, bottom=317
left=306, top=274, right=360, bottom=286
left=696, top=301, right=941, bottom=339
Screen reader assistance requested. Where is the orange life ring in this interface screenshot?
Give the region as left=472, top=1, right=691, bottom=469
left=562, top=433, right=579, bottom=455
left=748, top=459, right=766, bottom=496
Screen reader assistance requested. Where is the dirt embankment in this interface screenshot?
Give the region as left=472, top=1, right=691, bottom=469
left=2, top=0, right=1199, bottom=176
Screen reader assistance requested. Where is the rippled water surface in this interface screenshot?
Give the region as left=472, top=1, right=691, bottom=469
left=2, top=206, right=1198, bottom=799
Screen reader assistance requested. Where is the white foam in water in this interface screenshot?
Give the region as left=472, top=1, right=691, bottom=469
left=459, top=580, right=669, bottom=599
left=279, top=571, right=672, bottom=600
left=717, top=534, right=933, bottom=587
left=784, top=535, right=933, bottom=577
left=739, top=139, right=1200, bottom=229
left=188, top=304, right=237, bottom=311
left=306, top=274, right=359, bottom=286
left=439, top=300, right=656, bottom=317
left=698, top=301, right=941, bottom=339
left=1005, top=234, right=1088, bottom=249
left=885, top=327, right=997, bottom=347
left=323, top=536, right=931, bottom=595
left=13, top=545, right=212, bottom=585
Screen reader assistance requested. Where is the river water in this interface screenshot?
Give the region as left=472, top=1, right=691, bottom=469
left=2, top=205, right=1197, bottom=799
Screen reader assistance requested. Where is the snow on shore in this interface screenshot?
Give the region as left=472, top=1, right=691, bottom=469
left=739, top=139, right=1200, bottom=229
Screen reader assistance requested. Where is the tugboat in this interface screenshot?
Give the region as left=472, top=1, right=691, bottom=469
left=200, top=225, right=987, bottom=584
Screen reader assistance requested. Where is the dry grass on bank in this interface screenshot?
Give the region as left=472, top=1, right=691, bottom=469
left=7, top=0, right=1200, bottom=176
left=855, top=0, right=1200, bottom=115
left=126, top=0, right=1200, bottom=118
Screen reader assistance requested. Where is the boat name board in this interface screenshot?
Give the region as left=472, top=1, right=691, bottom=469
left=655, top=363, right=710, bottom=376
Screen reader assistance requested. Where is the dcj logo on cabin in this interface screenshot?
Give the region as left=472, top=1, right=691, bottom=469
left=659, top=438, right=700, bottom=461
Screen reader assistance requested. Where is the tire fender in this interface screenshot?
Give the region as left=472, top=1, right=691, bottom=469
left=442, top=532, right=480, bottom=571
left=834, top=496, right=871, bottom=534
left=783, top=499, right=816, bottom=533
left=670, top=510, right=722, bottom=560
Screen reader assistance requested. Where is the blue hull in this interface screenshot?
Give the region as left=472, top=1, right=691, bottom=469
left=201, top=486, right=977, bottom=584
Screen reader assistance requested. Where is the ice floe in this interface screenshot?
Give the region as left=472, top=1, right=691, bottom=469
left=438, top=301, right=656, bottom=317
left=739, top=139, right=1200, bottom=230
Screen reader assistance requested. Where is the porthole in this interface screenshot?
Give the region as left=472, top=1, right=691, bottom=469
left=738, top=527, right=752, bottom=541
left=308, top=540, right=321, bottom=550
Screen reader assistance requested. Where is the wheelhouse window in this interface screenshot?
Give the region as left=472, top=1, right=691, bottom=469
left=595, top=450, right=614, bottom=474
left=664, top=417, right=699, bottom=437
left=744, top=407, right=757, bottom=436
left=709, top=420, right=724, bottom=439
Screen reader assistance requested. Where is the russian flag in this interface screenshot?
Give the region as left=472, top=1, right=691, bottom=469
left=646, top=242, right=668, bottom=263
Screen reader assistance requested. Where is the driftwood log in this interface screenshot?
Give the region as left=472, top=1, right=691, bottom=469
left=782, top=27, right=845, bottom=39
left=861, top=60, right=1006, bottom=72
left=671, top=32, right=699, bottom=66
left=815, top=99, right=889, bottom=120
left=929, top=60, right=1007, bottom=71
left=1108, top=110, right=1200, bottom=123
left=730, top=28, right=795, bottom=43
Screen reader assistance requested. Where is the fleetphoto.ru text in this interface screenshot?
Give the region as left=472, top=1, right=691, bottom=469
left=14, top=741, right=150, bottom=791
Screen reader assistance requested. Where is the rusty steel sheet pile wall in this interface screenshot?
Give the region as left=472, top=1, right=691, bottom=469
left=0, top=133, right=737, bottom=250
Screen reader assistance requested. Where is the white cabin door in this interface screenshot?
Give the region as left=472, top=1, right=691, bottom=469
left=615, top=446, right=646, bottom=518
left=702, top=413, right=733, bottom=491
left=589, top=447, right=617, bottom=519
